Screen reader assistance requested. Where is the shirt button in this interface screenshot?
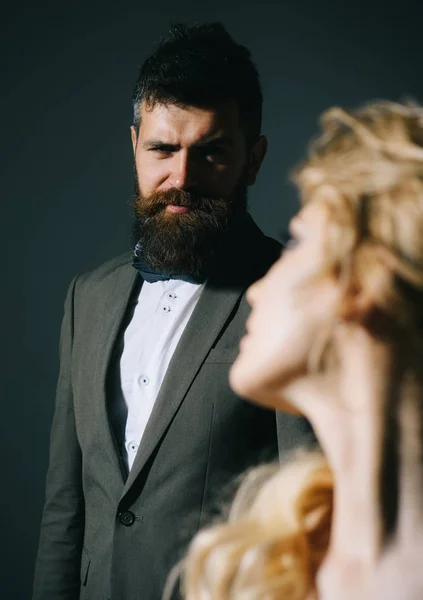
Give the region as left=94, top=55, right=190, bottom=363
left=162, top=305, right=171, bottom=313
left=127, top=441, right=138, bottom=453
left=138, top=375, right=150, bottom=386
left=167, top=292, right=177, bottom=299
left=118, top=510, right=136, bottom=527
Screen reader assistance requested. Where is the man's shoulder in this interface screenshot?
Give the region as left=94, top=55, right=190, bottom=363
left=244, top=219, right=282, bottom=278
left=261, top=232, right=282, bottom=259
left=76, top=251, right=133, bottom=289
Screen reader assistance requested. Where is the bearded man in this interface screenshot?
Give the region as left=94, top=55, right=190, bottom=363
left=33, top=22, right=313, bottom=600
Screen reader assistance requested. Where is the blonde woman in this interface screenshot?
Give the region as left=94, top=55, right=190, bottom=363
left=180, top=101, right=423, bottom=600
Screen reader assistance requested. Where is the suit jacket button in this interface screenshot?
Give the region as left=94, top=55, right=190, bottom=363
left=119, top=510, right=136, bottom=526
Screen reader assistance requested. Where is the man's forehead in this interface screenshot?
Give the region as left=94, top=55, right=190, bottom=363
left=139, top=100, right=241, bottom=141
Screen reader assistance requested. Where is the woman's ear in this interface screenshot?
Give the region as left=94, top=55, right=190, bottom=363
left=338, top=285, right=373, bottom=322
left=338, top=266, right=392, bottom=324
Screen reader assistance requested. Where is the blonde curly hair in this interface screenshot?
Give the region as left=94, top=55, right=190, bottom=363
left=178, top=101, right=423, bottom=600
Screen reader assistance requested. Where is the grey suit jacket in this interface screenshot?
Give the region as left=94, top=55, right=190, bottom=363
left=33, top=220, right=314, bottom=600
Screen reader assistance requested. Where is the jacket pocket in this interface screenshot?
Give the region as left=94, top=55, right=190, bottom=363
left=80, top=547, right=91, bottom=587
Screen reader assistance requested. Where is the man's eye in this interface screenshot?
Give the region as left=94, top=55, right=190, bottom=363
left=203, top=147, right=227, bottom=162
left=208, top=146, right=225, bottom=155
left=150, top=147, right=173, bottom=155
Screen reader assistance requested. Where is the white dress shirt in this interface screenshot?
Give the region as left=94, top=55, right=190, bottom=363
left=118, top=278, right=205, bottom=471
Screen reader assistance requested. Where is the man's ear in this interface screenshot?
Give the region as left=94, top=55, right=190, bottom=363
left=130, top=126, right=137, bottom=155
left=247, top=135, right=267, bottom=186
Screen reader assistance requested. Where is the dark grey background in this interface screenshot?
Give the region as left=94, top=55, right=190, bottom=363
left=2, top=0, right=423, bottom=597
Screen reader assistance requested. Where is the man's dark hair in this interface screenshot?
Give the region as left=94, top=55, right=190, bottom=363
left=132, top=22, right=263, bottom=147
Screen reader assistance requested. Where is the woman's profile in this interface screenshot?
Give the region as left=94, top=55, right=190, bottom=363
left=179, top=100, right=423, bottom=599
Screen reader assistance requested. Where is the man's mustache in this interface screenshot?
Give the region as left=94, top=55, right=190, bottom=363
left=137, top=188, right=230, bottom=215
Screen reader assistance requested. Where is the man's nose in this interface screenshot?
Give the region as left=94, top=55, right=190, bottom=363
left=169, top=151, right=197, bottom=190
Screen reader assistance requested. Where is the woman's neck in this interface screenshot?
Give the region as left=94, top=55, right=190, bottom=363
left=307, top=326, right=406, bottom=597
left=281, top=324, right=423, bottom=597
left=325, top=328, right=393, bottom=561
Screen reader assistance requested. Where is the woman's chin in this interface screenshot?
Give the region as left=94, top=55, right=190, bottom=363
left=229, top=359, right=272, bottom=408
left=229, top=359, right=302, bottom=414
left=229, top=357, right=255, bottom=398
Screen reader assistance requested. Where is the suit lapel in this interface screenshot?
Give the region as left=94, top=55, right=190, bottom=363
left=92, top=259, right=139, bottom=484
left=121, top=279, right=247, bottom=497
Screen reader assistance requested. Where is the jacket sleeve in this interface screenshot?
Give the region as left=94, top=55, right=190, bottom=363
left=33, top=276, right=84, bottom=600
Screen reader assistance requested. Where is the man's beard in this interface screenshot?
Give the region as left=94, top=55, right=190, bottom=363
left=131, top=174, right=248, bottom=278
